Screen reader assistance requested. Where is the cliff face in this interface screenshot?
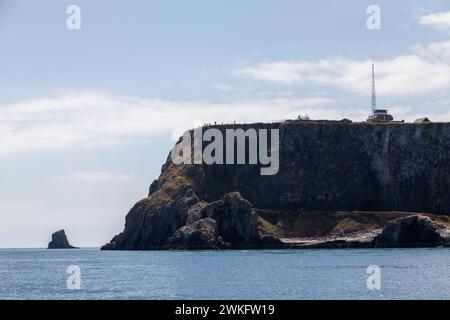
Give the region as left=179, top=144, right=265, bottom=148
left=102, top=121, right=450, bottom=250
left=198, top=121, right=450, bottom=213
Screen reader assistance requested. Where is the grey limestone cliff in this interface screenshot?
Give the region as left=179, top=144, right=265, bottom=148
left=102, top=121, right=450, bottom=250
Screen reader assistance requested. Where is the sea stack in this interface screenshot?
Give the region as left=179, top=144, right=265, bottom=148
left=48, top=230, right=78, bottom=249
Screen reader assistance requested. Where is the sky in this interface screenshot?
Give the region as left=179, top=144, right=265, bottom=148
left=1, top=0, right=450, bottom=248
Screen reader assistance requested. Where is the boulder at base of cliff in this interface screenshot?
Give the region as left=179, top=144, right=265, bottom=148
left=201, top=192, right=261, bottom=247
left=48, top=230, right=78, bottom=249
left=167, top=218, right=230, bottom=250
left=373, top=215, right=450, bottom=248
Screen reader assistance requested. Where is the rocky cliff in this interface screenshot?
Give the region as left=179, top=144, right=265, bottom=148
left=102, top=121, right=450, bottom=250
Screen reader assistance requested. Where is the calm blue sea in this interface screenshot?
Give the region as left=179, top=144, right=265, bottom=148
left=0, top=248, right=450, bottom=300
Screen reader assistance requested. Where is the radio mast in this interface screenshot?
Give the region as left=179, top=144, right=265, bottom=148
left=367, top=61, right=394, bottom=122
left=371, top=61, right=377, bottom=114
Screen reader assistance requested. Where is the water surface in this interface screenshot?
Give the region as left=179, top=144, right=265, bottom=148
left=1, top=248, right=449, bottom=299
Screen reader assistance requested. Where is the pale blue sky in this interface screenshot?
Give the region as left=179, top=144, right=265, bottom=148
left=1, top=0, right=449, bottom=247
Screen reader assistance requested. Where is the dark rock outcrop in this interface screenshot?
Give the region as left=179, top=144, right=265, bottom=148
left=374, top=215, right=450, bottom=247
left=48, top=230, right=78, bottom=249
left=164, top=192, right=277, bottom=249
left=103, top=190, right=265, bottom=250
left=201, top=192, right=260, bottom=246
left=102, top=189, right=201, bottom=250
left=103, top=121, right=450, bottom=250
left=167, top=218, right=228, bottom=250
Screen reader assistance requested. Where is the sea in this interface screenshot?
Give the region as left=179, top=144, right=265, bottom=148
left=1, top=248, right=450, bottom=300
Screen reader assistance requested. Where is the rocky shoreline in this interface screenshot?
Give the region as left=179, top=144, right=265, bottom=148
left=279, top=215, right=450, bottom=249
left=102, top=190, right=450, bottom=250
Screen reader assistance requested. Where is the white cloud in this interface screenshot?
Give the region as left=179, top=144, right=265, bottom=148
left=381, top=104, right=450, bottom=123
left=236, top=62, right=305, bottom=85
left=52, top=171, right=135, bottom=183
left=213, top=84, right=235, bottom=92
left=0, top=91, right=334, bottom=156
left=389, top=105, right=412, bottom=116
left=413, top=40, right=450, bottom=61
left=233, top=41, right=450, bottom=96
left=419, top=11, right=450, bottom=31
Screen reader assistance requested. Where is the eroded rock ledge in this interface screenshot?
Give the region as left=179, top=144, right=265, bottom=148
left=102, top=121, right=450, bottom=250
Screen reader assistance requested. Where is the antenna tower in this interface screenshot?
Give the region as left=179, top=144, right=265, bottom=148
left=371, top=61, right=377, bottom=114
